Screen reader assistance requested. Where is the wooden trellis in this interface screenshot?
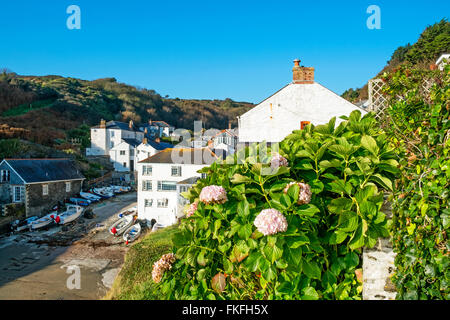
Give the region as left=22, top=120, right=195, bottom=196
left=368, top=77, right=436, bottom=121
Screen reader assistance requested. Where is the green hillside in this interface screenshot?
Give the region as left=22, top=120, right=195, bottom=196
left=0, top=73, right=253, bottom=146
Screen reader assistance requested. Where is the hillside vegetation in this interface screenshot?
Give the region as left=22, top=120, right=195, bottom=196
left=0, top=72, right=253, bottom=147
left=342, top=19, right=450, bottom=103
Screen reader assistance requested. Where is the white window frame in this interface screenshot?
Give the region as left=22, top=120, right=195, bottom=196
left=171, top=166, right=182, bottom=177
left=157, top=181, right=177, bottom=192
left=142, top=180, right=152, bottom=191
left=142, top=165, right=152, bottom=176
left=13, top=186, right=22, bottom=203
left=157, top=198, right=169, bottom=208
left=42, top=184, right=49, bottom=196
left=144, top=199, right=153, bottom=207
left=65, top=182, right=71, bottom=192
left=1, top=170, right=10, bottom=182
left=120, top=150, right=126, bottom=156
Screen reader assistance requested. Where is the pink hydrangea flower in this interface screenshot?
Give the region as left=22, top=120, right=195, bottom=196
left=186, top=201, right=198, bottom=218
left=254, top=209, right=288, bottom=236
left=152, top=253, right=176, bottom=283
left=199, top=185, right=228, bottom=205
left=283, top=182, right=312, bottom=205
left=270, top=152, right=289, bottom=169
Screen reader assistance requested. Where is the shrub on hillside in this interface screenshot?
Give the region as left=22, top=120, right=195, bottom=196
left=154, top=110, right=398, bottom=300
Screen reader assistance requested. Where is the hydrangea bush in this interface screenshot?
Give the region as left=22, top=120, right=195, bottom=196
left=154, top=111, right=398, bottom=299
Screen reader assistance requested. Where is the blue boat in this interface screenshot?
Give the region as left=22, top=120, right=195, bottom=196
left=69, top=197, right=91, bottom=206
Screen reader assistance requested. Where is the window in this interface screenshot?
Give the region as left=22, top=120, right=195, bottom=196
left=179, top=186, right=188, bottom=193
left=65, top=182, right=71, bottom=192
left=110, top=142, right=115, bottom=148
left=142, top=165, right=152, bottom=176
left=171, top=166, right=182, bottom=177
left=201, top=173, right=207, bottom=179
left=301, top=121, right=311, bottom=130
left=142, top=180, right=152, bottom=191
left=157, top=199, right=169, bottom=208
left=130, top=149, right=134, bottom=156
left=157, top=181, right=177, bottom=191
left=13, top=186, right=21, bottom=202
left=42, top=184, right=49, bottom=196
left=111, top=131, right=115, bottom=137
left=120, top=150, right=126, bottom=156
left=144, top=199, right=153, bottom=207
left=1, top=170, right=10, bottom=182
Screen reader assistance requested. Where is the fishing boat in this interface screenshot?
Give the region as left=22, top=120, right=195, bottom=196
left=69, top=197, right=91, bottom=206
left=79, top=191, right=101, bottom=202
left=29, top=212, right=56, bottom=230
left=55, top=205, right=83, bottom=225
left=123, top=223, right=141, bottom=244
left=109, top=215, right=134, bottom=236
left=11, top=216, right=38, bottom=232
left=117, top=206, right=137, bottom=218
left=91, top=187, right=114, bottom=199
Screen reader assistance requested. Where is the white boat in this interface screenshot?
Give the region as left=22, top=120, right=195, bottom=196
left=55, top=205, right=83, bottom=225
left=151, top=223, right=165, bottom=232
left=29, top=212, right=56, bottom=230
left=80, top=192, right=101, bottom=202
left=109, top=215, right=134, bottom=236
left=92, top=187, right=114, bottom=198
left=123, top=223, right=141, bottom=244
left=117, top=206, right=137, bottom=218
left=11, top=216, right=38, bottom=232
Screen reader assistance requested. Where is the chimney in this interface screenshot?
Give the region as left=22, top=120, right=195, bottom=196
left=143, top=137, right=148, bottom=144
left=100, top=119, right=106, bottom=128
left=149, top=119, right=152, bottom=126
left=292, top=59, right=314, bottom=84
left=155, top=137, right=160, bottom=143
left=144, top=127, right=148, bottom=134
left=228, top=121, right=232, bottom=130
left=129, top=120, right=134, bottom=129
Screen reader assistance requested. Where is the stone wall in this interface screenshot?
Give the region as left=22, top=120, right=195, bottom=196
left=25, top=180, right=83, bottom=217
left=362, top=198, right=397, bottom=300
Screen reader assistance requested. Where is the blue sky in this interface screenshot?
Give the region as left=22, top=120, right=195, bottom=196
left=0, top=1, right=448, bottom=103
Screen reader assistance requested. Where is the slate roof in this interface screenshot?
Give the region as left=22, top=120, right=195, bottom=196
left=145, top=139, right=173, bottom=150
left=122, top=138, right=142, bottom=147
left=177, top=177, right=200, bottom=185
left=93, top=121, right=139, bottom=131
left=139, top=148, right=218, bottom=165
left=3, top=159, right=85, bottom=184
left=149, top=121, right=173, bottom=127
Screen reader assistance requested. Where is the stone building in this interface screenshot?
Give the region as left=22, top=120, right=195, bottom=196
left=0, top=159, right=85, bottom=217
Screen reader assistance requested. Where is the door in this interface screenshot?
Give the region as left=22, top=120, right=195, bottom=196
left=130, top=160, right=134, bottom=172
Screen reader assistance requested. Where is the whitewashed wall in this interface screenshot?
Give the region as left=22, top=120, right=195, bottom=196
left=137, top=162, right=207, bottom=226
left=238, top=83, right=366, bottom=143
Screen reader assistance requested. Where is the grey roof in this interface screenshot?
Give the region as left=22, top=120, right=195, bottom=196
left=4, top=159, right=85, bottom=184
left=177, top=177, right=200, bottom=185
left=139, top=148, right=218, bottom=165
left=94, top=121, right=139, bottom=131
left=146, top=139, right=173, bottom=150
left=149, top=121, right=173, bottom=127
left=122, top=138, right=142, bottom=147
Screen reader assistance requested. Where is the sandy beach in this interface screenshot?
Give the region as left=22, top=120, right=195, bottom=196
left=0, top=192, right=137, bottom=300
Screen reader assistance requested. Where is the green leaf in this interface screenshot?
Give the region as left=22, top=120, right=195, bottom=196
left=296, top=204, right=320, bottom=216
left=369, top=173, right=393, bottom=191
left=301, top=287, right=319, bottom=300
left=230, top=173, right=253, bottom=184
left=237, top=200, right=250, bottom=217
left=302, top=260, right=321, bottom=280
left=328, top=197, right=353, bottom=214
left=361, top=135, right=379, bottom=156
left=348, top=224, right=365, bottom=250
left=338, top=211, right=359, bottom=232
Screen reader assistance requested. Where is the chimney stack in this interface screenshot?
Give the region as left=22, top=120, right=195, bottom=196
left=149, top=119, right=152, bottom=126
left=155, top=137, right=160, bottom=143
left=129, top=120, right=134, bottom=129
left=292, top=59, right=314, bottom=84
left=100, top=119, right=106, bottom=128
left=143, top=137, right=148, bottom=144
left=228, top=121, right=232, bottom=130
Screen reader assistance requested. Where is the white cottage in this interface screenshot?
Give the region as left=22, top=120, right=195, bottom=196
left=86, top=120, right=144, bottom=156
left=136, top=148, right=217, bottom=227
left=238, top=60, right=366, bottom=143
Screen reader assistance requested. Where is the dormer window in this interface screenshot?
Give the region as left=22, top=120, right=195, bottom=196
left=1, top=170, right=10, bottom=182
